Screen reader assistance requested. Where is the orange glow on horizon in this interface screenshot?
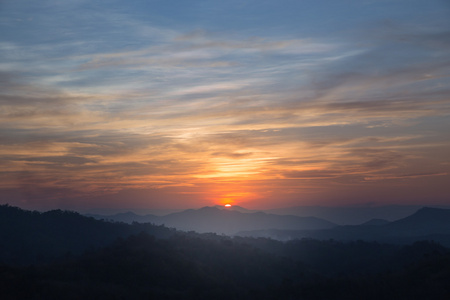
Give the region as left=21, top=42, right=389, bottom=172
left=224, top=204, right=231, bottom=207
left=207, top=183, right=262, bottom=207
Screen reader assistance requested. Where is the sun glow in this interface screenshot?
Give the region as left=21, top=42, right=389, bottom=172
left=224, top=204, right=232, bottom=207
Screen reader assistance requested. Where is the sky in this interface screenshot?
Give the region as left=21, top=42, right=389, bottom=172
left=1, top=0, right=449, bottom=212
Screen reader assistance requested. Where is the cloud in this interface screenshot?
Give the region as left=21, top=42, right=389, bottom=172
left=210, top=151, right=253, bottom=159
left=281, top=170, right=339, bottom=179
left=308, top=27, right=450, bottom=103
left=1, top=0, right=449, bottom=209
left=9, top=155, right=97, bottom=165
left=364, top=172, right=448, bottom=182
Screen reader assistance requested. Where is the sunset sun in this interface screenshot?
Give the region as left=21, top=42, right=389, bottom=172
left=224, top=204, right=232, bottom=208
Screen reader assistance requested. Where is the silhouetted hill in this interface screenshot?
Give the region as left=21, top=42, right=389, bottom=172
left=0, top=204, right=174, bottom=265
left=1, top=233, right=449, bottom=299
left=386, top=207, right=450, bottom=235
left=1, top=205, right=450, bottom=299
left=86, top=211, right=159, bottom=224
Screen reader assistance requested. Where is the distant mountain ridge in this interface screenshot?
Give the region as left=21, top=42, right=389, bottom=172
left=212, top=204, right=260, bottom=213
left=386, top=207, right=450, bottom=235
left=87, top=206, right=336, bottom=235
left=237, top=207, right=450, bottom=246
left=2, top=205, right=450, bottom=299
left=165, top=206, right=336, bottom=234
left=267, top=205, right=450, bottom=224
left=84, top=206, right=450, bottom=246
left=87, top=204, right=450, bottom=226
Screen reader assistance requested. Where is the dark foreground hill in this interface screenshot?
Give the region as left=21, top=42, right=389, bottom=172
left=1, top=204, right=450, bottom=299
left=2, top=233, right=450, bottom=300
left=0, top=204, right=174, bottom=265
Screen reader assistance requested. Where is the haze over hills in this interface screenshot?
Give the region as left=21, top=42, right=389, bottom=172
left=360, top=219, right=390, bottom=226
left=162, top=207, right=337, bottom=235
left=238, top=207, right=450, bottom=246
left=85, top=211, right=159, bottom=224
left=86, top=205, right=450, bottom=242
left=88, top=206, right=336, bottom=235
left=267, top=205, right=450, bottom=225
left=2, top=204, right=450, bottom=299
left=87, top=204, right=450, bottom=227
left=86, top=205, right=260, bottom=224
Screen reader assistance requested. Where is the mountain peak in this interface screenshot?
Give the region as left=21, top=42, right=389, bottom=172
left=415, top=206, right=446, bottom=214
left=156, top=205, right=336, bottom=235
left=387, top=206, right=450, bottom=235
left=211, top=205, right=258, bottom=213
left=407, top=207, right=450, bottom=221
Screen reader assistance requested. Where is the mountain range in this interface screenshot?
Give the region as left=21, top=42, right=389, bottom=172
left=237, top=207, right=450, bottom=246
left=86, top=205, right=450, bottom=246
left=2, top=204, right=450, bottom=299
left=88, top=205, right=336, bottom=235
left=266, top=205, right=450, bottom=224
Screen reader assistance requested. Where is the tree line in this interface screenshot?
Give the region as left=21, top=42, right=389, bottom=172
left=1, top=204, right=449, bottom=299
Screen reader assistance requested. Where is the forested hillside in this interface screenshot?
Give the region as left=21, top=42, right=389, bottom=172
left=1, top=205, right=449, bottom=299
